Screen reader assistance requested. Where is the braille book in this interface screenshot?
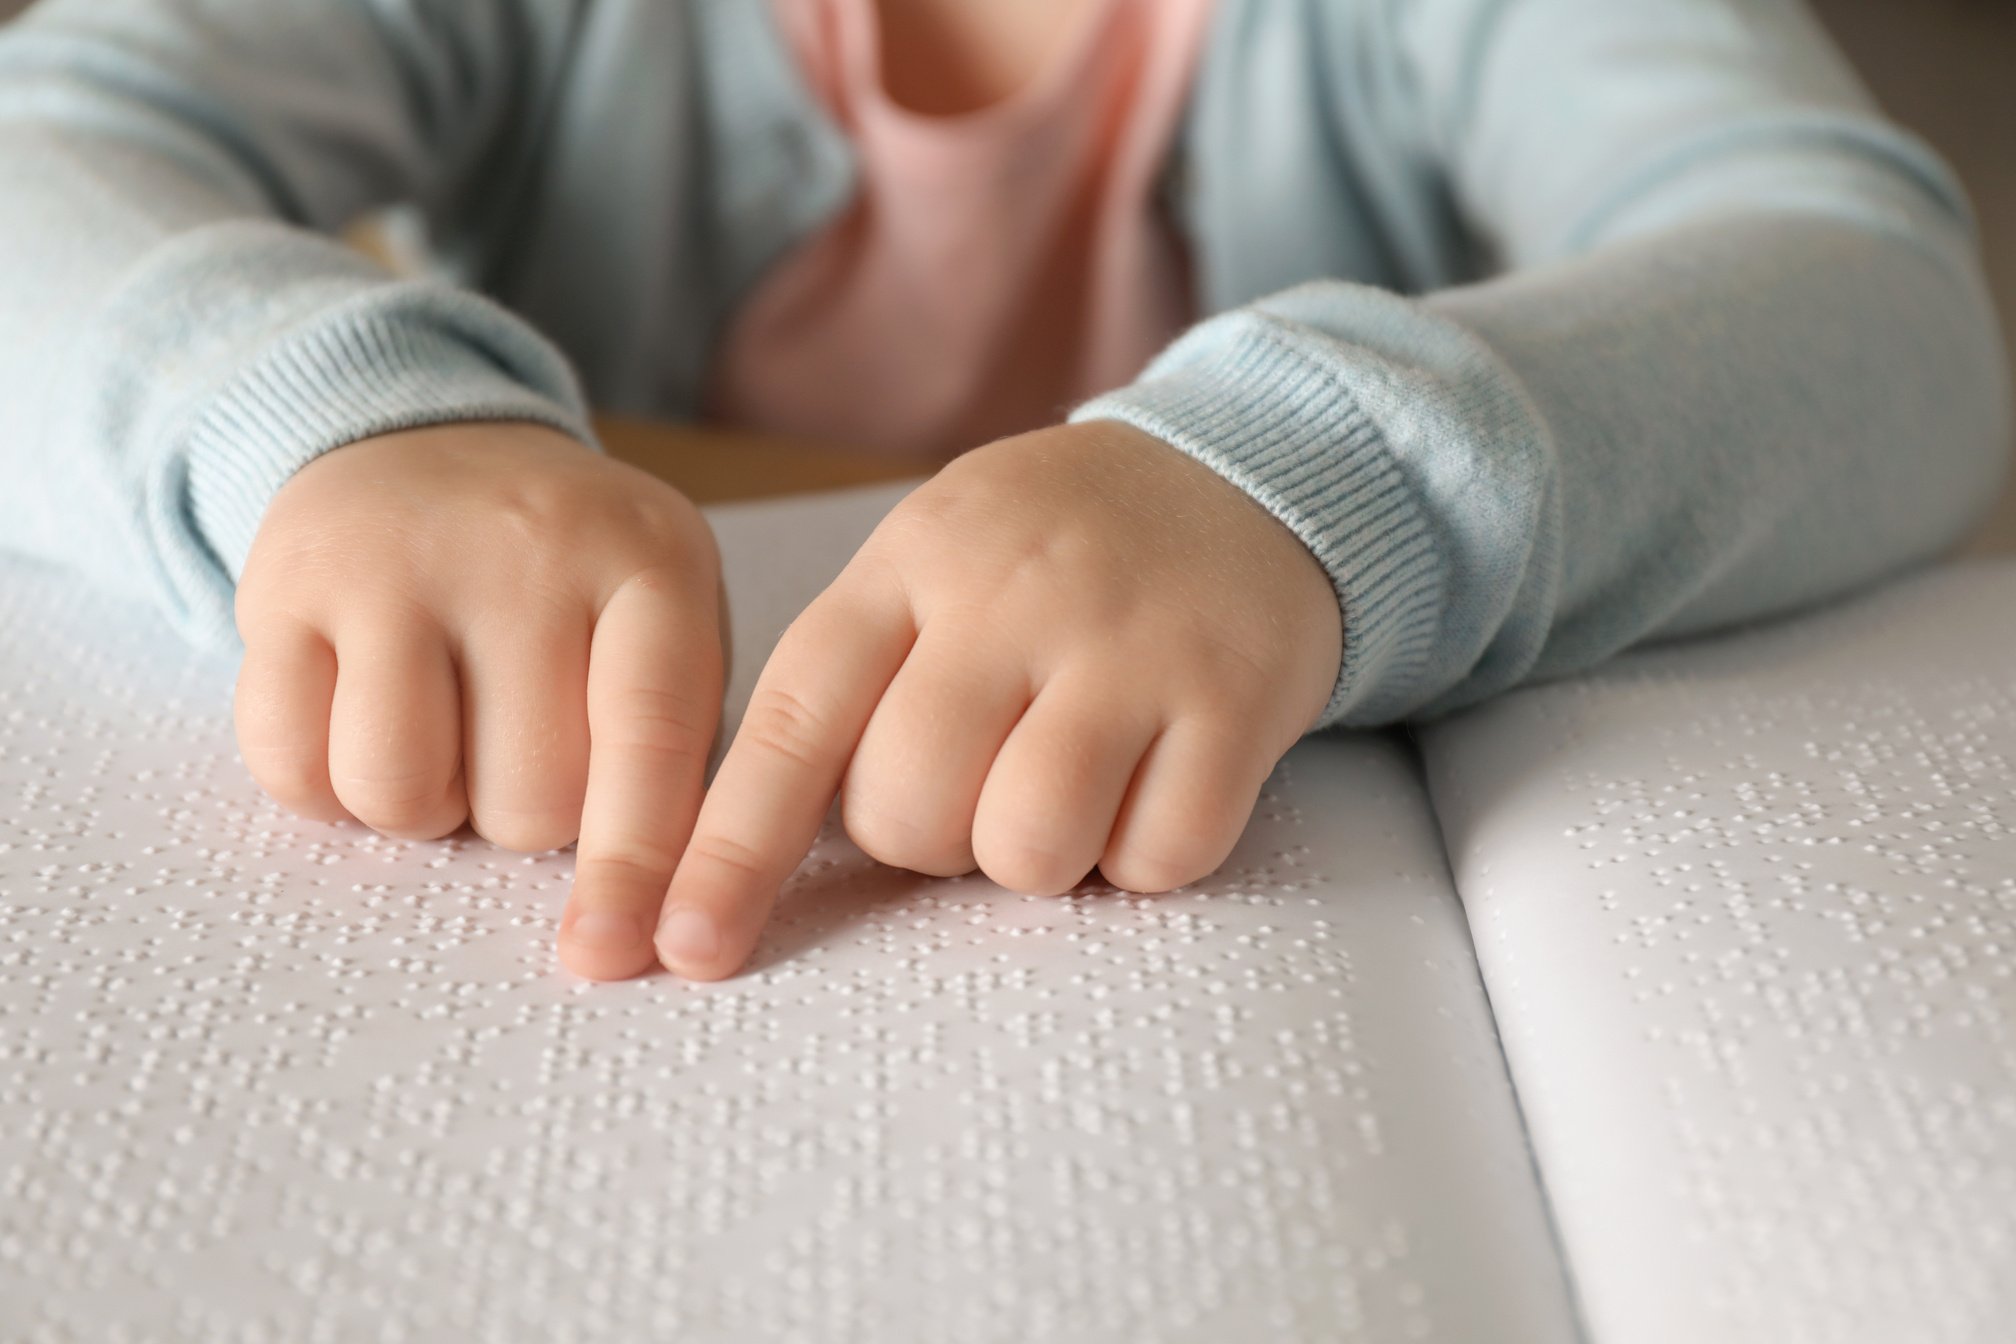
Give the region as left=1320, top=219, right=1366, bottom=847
left=2, top=484, right=2010, bottom=1344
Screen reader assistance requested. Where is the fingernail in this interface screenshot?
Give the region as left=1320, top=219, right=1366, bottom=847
left=656, top=905, right=720, bottom=969
left=563, top=909, right=647, bottom=950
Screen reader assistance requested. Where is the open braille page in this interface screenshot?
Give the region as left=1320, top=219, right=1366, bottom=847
left=0, top=483, right=1579, bottom=1344
left=1420, top=559, right=2016, bottom=1344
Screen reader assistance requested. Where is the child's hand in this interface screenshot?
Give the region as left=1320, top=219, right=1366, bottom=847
left=654, top=420, right=1343, bottom=980
left=233, top=423, right=724, bottom=982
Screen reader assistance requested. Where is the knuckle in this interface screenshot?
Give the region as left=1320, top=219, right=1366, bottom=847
left=616, top=562, right=688, bottom=604
left=469, top=804, right=579, bottom=854
left=466, top=771, right=585, bottom=853
left=1099, top=846, right=1207, bottom=894
left=244, top=751, right=332, bottom=811
left=685, top=831, right=769, bottom=883
left=489, top=475, right=579, bottom=546
left=627, top=497, right=719, bottom=569
left=578, top=846, right=677, bottom=893
left=885, top=473, right=975, bottom=531
left=867, top=484, right=998, bottom=571
left=234, top=540, right=303, bottom=619
left=1101, top=828, right=1222, bottom=892
left=336, top=765, right=458, bottom=834
left=842, top=793, right=969, bottom=876
left=976, top=831, right=1085, bottom=896
left=738, top=688, right=829, bottom=771
left=604, top=683, right=711, bottom=760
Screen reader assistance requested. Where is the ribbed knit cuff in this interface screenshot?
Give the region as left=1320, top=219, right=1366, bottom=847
left=178, top=286, right=597, bottom=608
left=1069, top=312, right=1444, bottom=728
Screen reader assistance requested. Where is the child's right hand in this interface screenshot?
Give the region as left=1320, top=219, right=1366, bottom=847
left=232, top=422, right=725, bottom=981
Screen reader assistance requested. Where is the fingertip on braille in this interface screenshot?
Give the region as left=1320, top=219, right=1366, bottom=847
left=557, top=910, right=658, bottom=982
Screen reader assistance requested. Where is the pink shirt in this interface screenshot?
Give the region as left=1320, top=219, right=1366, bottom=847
left=703, top=0, right=1219, bottom=461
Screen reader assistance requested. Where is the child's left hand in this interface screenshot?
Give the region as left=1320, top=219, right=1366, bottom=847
left=653, top=420, right=1343, bottom=980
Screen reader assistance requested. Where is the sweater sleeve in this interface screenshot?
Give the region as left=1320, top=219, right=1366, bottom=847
left=1069, top=0, right=2013, bottom=728
left=0, top=0, right=596, bottom=648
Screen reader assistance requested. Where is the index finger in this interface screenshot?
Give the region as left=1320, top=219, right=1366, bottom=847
left=654, top=573, right=914, bottom=980
left=557, top=568, right=723, bottom=981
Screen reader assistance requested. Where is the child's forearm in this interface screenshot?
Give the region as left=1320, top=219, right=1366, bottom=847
left=1079, top=207, right=2009, bottom=728
left=1073, top=0, right=2012, bottom=728
left=1425, top=206, right=2010, bottom=679
left=0, top=1, right=591, bottom=645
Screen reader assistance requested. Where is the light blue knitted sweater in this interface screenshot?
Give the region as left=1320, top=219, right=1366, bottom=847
left=0, top=0, right=2007, bottom=727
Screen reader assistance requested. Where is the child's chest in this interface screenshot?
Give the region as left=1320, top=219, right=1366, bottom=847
left=871, top=0, right=1099, bottom=114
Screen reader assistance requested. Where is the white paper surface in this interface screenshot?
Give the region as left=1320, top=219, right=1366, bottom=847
left=1422, top=559, right=2016, bottom=1344
left=0, top=486, right=1577, bottom=1344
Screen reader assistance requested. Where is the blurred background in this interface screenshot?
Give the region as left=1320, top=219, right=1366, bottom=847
left=1810, top=0, right=2016, bottom=552
left=1, top=0, right=2010, bottom=548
